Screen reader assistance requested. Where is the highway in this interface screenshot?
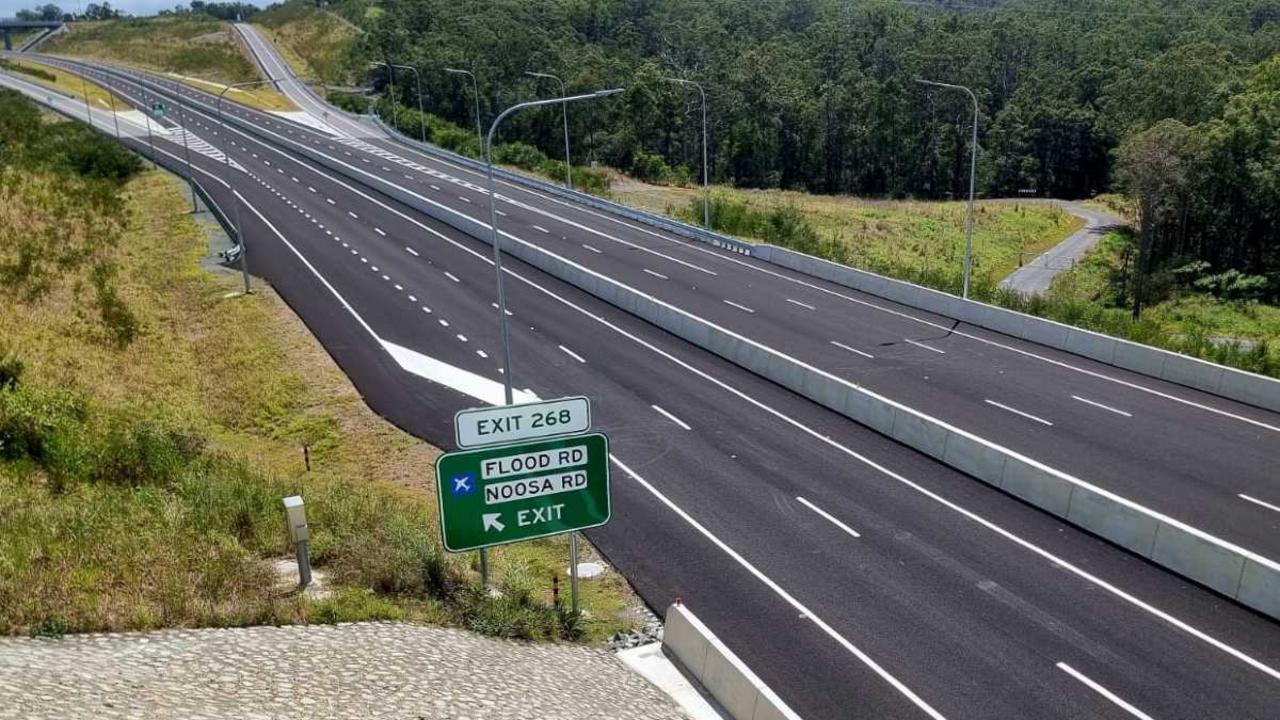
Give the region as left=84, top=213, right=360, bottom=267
left=6, top=54, right=1280, bottom=719
left=227, top=24, right=1280, bottom=569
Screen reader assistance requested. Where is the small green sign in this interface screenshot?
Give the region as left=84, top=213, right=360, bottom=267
left=436, top=433, right=611, bottom=552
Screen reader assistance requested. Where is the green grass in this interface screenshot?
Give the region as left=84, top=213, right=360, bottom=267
left=611, top=180, right=1080, bottom=293
left=0, top=93, right=638, bottom=641
left=1015, top=232, right=1280, bottom=376
left=254, top=1, right=361, bottom=86
left=40, top=16, right=294, bottom=111
left=0, top=57, right=120, bottom=111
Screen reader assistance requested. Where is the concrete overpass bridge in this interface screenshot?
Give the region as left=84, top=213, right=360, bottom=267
left=0, top=20, right=64, bottom=52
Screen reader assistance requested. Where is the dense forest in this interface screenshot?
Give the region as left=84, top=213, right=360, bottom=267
left=334, top=0, right=1279, bottom=296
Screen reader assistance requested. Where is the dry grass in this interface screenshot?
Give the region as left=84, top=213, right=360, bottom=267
left=254, top=1, right=361, bottom=85
left=0, top=163, right=636, bottom=640
left=40, top=16, right=295, bottom=112
left=0, top=57, right=117, bottom=111
left=610, top=176, right=1083, bottom=284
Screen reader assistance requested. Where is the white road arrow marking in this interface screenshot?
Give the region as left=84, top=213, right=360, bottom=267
left=482, top=513, right=505, bottom=532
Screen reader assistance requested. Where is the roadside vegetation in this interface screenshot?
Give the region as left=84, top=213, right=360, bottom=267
left=0, top=56, right=118, bottom=111
left=39, top=15, right=294, bottom=112
left=0, top=89, right=633, bottom=641
left=253, top=1, right=361, bottom=86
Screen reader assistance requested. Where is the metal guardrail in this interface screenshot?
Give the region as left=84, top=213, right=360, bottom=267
left=368, top=114, right=757, bottom=257
left=191, top=177, right=236, bottom=243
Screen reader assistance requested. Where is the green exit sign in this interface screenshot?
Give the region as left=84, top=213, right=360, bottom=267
left=435, top=433, right=611, bottom=553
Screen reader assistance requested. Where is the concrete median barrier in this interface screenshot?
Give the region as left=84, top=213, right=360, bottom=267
left=81, top=62, right=1280, bottom=621
left=755, top=244, right=1280, bottom=414
left=663, top=604, right=803, bottom=720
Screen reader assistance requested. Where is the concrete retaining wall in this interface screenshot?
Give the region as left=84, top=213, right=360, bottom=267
left=752, top=244, right=1280, bottom=414
left=87, top=62, right=1280, bottom=622
left=663, top=604, right=802, bottom=720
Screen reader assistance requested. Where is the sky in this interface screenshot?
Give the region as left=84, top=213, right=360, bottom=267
left=1, top=0, right=267, bottom=18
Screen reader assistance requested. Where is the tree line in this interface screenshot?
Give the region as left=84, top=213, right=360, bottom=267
left=337, top=0, right=1279, bottom=298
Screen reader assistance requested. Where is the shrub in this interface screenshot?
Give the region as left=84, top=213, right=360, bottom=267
left=90, top=263, right=139, bottom=347
left=493, top=141, right=549, bottom=168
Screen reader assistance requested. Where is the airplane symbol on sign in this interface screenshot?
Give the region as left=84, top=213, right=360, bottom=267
left=450, top=473, right=476, bottom=496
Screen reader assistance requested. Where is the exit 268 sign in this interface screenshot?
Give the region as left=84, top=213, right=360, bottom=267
left=435, top=433, right=611, bottom=552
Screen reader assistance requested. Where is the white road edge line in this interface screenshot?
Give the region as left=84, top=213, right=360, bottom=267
left=84, top=99, right=1279, bottom=694
left=1055, top=663, right=1155, bottom=720
left=905, top=338, right=945, bottom=354
left=558, top=345, right=586, bottom=363
left=1072, top=395, right=1133, bottom=418
left=796, top=497, right=861, bottom=538
left=1239, top=494, right=1280, bottom=515
left=651, top=405, right=691, bottom=431
left=831, top=341, right=875, bottom=359
left=985, top=399, right=1054, bottom=427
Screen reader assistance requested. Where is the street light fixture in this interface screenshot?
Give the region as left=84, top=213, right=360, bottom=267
left=216, top=78, right=280, bottom=295
left=445, top=67, right=483, bottom=154
left=917, top=78, right=980, bottom=299
left=480, top=87, right=623, bottom=595
left=663, top=77, right=710, bottom=229
left=372, top=62, right=427, bottom=144
left=524, top=71, right=574, bottom=191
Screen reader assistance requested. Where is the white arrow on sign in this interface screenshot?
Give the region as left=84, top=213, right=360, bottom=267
left=482, top=513, right=505, bottom=532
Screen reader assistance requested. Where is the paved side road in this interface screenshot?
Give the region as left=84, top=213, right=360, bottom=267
left=998, top=201, right=1126, bottom=295
left=0, top=623, right=689, bottom=720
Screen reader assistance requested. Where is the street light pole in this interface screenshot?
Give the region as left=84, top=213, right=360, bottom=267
left=446, top=67, right=483, bottom=154
left=525, top=71, right=573, bottom=191
left=481, top=87, right=623, bottom=599
left=140, top=86, right=159, bottom=169
left=917, top=78, right=980, bottom=299
left=664, top=77, right=709, bottom=229
left=392, top=63, right=427, bottom=144
left=107, top=90, right=121, bottom=140
left=217, top=79, right=278, bottom=295
left=169, top=79, right=198, bottom=213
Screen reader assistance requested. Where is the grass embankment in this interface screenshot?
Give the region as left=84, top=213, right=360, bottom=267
left=40, top=16, right=294, bottom=112
left=0, top=89, right=634, bottom=641
left=254, top=0, right=361, bottom=85
left=0, top=57, right=117, bottom=110
left=1029, top=232, right=1280, bottom=376
left=612, top=179, right=1081, bottom=293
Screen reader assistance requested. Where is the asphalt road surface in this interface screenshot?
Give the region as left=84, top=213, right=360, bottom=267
left=6, top=54, right=1280, bottom=719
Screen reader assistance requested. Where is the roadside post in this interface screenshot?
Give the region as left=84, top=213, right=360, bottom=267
left=440, top=397, right=607, bottom=614
left=282, top=495, right=312, bottom=588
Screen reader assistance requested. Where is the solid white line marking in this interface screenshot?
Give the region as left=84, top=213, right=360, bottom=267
left=786, top=298, right=816, bottom=310
left=444, top=272, right=460, bottom=283
left=985, top=399, right=1054, bottom=427
left=583, top=244, right=602, bottom=254
left=796, top=497, right=861, bottom=538
left=558, top=345, right=586, bottom=363
left=831, top=341, right=875, bottom=359
left=1239, top=494, right=1280, bottom=515
left=405, top=247, right=419, bottom=257
left=533, top=224, right=549, bottom=234
left=375, top=227, right=386, bottom=236
left=643, top=268, right=669, bottom=280
left=1072, top=395, right=1132, bottom=418
left=905, top=338, right=946, bottom=354
left=651, top=405, right=691, bottom=430
left=1056, top=663, right=1154, bottom=720
left=198, top=119, right=1278, bottom=683
left=724, top=299, right=755, bottom=313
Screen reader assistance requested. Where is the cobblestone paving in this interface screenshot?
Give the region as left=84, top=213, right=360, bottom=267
left=0, top=622, right=689, bottom=719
